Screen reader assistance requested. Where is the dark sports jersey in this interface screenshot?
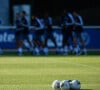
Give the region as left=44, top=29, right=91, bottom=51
left=74, top=15, right=83, bottom=26
left=32, top=17, right=45, bottom=30
left=21, top=16, right=29, bottom=36
left=15, top=18, right=23, bottom=31
left=21, top=17, right=29, bottom=29
left=74, top=16, right=80, bottom=23
left=44, top=17, right=52, bottom=26
left=32, top=18, right=43, bottom=27
left=32, top=18, right=41, bottom=27
left=74, top=15, right=83, bottom=32
left=61, top=16, right=66, bottom=26
left=61, top=13, right=74, bottom=26
left=44, top=17, right=53, bottom=33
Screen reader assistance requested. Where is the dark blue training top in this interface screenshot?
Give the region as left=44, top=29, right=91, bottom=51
left=32, top=18, right=40, bottom=27
left=16, top=18, right=23, bottom=31
left=21, top=17, right=29, bottom=29
left=44, top=17, right=52, bottom=26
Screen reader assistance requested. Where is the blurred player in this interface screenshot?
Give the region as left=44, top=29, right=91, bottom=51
left=31, top=15, right=45, bottom=55
left=0, top=20, right=2, bottom=54
left=0, top=48, right=2, bottom=55
left=43, top=13, right=58, bottom=55
left=15, top=13, right=23, bottom=56
left=31, top=15, right=40, bottom=55
left=20, top=11, right=33, bottom=54
left=61, top=10, right=74, bottom=55
left=73, top=11, right=87, bottom=55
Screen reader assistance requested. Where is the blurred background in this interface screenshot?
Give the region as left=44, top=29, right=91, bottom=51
left=0, top=0, right=100, bottom=25
left=0, top=0, right=100, bottom=54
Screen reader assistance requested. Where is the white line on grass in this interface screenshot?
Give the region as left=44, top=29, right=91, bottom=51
left=66, top=61, right=100, bottom=71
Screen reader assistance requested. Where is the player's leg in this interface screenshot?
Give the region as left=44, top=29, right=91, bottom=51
left=33, top=37, right=40, bottom=55
left=65, top=26, right=74, bottom=54
left=52, top=35, right=57, bottom=47
left=18, top=40, right=23, bottom=56
left=15, top=31, right=23, bottom=56
left=31, top=30, right=39, bottom=55
left=62, top=26, right=72, bottom=55
left=0, top=32, right=3, bottom=55
left=76, top=26, right=87, bottom=55
left=23, top=38, right=33, bottom=52
left=48, top=27, right=61, bottom=55
left=15, top=31, right=19, bottom=48
left=68, top=26, right=74, bottom=52
left=62, top=27, right=67, bottom=54
left=0, top=48, right=3, bottom=55
left=63, top=32, right=70, bottom=55
left=37, top=29, right=47, bottom=55
left=79, top=33, right=87, bottom=55
left=23, top=29, right=34, bottom=53
left=61, top=28, right=69, bottom=55
left=43, top=32, right=49, bottom=55
left=69, top=30, right=74, bottom=53
left=17, top=39, right=23, bottom=56
left=72, top=31, right=81, bottom=55
left=33, top=30, right=44, bottom=55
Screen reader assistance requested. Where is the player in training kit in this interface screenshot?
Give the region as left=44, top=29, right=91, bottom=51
left=73, top=12, right=87, bottom=55
left=20, top=11, right=33, bottom=54
left=61, top=10, right=74, bottom=55
left=15, top=13, right=23, bottom=56
left=0, top=48, right=2, bottom=55
left=31, top=15, right=45, bottom=55
left=43, top=13, right=57, bottom=55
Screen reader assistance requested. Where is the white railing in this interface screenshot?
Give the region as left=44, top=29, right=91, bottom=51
left=0, top=26, right=100, bottom=30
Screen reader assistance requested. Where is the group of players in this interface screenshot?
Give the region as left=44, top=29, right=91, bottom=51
left=61, top=10, right=87, bottom=55
left=1, top=10, right=87, bottom=56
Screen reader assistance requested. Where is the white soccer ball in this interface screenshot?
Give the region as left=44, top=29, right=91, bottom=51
left=52, top=80, right=61, bottom=90
left=70, top=80, right=81, bottom=90
left=60, top=80, right=70, bottom=90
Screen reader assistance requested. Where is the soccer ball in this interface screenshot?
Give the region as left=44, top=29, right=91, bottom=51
left=52, top=80, right=61, bottom=90
left=60, top=80, right=70, bottom=90
left=70, top=80, right=81, bottom=90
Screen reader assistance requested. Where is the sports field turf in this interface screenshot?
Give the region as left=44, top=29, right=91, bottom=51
left=0, top=56, right=100, bottom=90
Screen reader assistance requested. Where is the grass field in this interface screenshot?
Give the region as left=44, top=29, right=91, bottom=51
left=0, top=56, right=100, bottom=90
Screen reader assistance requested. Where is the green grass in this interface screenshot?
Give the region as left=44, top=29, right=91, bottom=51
left=0, top=56, right=100, bottom=90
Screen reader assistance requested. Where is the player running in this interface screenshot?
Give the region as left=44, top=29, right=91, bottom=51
left=72, top=11, right=87, bottom=55
left=31, top=15, right=45, bottom=55
left=15, top=13, right=24, bottom=56
left=20, top=11, right=33, bottom=54
left=43, top=13, right=58, bottom=55
left=61, top=10, right=74, bottom=55
left=0, top=48, right=2, bottom=55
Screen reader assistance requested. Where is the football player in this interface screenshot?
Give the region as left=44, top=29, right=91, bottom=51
left=15, top=13, right=23, bottom=56
left=61, top=10, right=74, bottom=55
left=73, top=11, right=87, bottom=55
left=20, top=11, right=33, bottom=54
